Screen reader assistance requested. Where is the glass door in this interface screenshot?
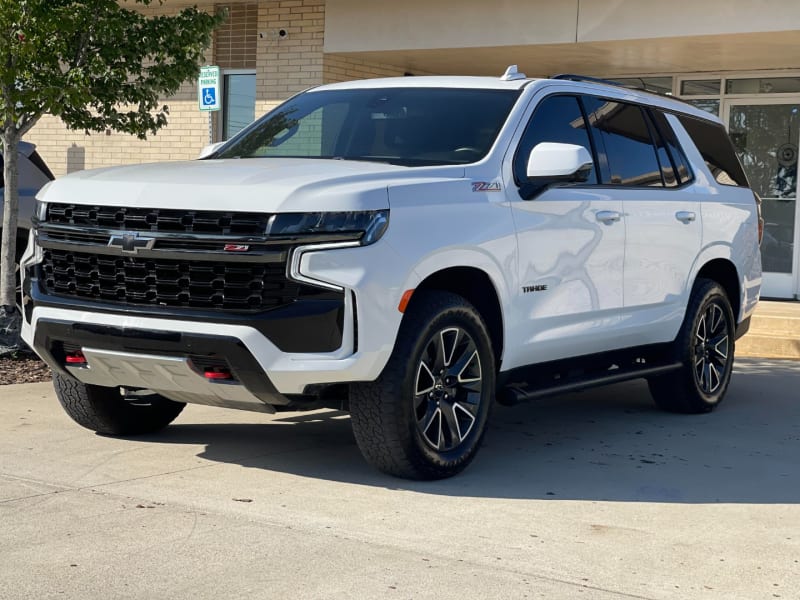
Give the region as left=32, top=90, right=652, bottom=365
left=725, top=100, right=800, bottom=298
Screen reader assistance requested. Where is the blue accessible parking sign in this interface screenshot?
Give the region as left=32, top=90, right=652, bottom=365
left=198, top=66, right=221, bottom=112
left=201, top=87, right=217, bottom=107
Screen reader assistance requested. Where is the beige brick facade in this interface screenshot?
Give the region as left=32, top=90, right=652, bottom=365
left=27, top=0, right=424, bottom=177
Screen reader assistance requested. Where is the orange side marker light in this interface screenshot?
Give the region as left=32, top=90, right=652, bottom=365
left=398, top=289, right=415, bottom=313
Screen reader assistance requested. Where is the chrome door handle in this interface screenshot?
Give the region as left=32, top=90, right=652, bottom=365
left=676, top=211, right=696, bottom=223
left=595, top=210, right=621, bottom=223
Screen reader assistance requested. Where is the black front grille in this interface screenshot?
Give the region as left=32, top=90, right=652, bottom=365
left=39, top=249, right=309, bottom=311
left=47, top=205, right=272, bottom=236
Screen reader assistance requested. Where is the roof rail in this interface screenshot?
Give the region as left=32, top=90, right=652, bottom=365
left=551, top=73, right=626, bottom=87
left=550, top=73, right=688, bottom=100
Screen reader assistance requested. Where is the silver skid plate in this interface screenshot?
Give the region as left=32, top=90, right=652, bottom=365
left=66, top=347, right=274, bottom=413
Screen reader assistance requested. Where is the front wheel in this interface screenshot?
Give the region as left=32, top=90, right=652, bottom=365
left=648, top=279, right=735, bottom=413
left=350, top=291, right=496, bottom=480
left=53, top=373, right=185, bottom=435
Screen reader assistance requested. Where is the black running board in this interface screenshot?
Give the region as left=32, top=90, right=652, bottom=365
left=498, top=362, right=682, bottom=406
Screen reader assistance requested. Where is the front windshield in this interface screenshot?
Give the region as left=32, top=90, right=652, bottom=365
left=215, top=87, right=521, bottom=166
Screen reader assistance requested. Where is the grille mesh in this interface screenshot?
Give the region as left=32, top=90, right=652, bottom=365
left=40, top=249, right=304, bottom=311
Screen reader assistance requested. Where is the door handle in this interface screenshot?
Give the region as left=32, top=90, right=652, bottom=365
left=595, top=210, right=621, bottom=224
left=676, top=211, right=696, bottom=223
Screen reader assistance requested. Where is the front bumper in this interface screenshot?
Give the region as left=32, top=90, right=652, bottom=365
left=34, top=319, right=286, bottom=412
left=20, top=230, right=416, bottom=407
left=25, top=301, right=392, bottom=403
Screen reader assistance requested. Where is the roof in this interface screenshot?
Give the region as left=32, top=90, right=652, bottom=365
left=313, top=76, right=536, bottom=92
left=311, top=73, right=722, bottom=124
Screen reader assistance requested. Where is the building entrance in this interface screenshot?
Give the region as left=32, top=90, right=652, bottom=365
left=724, top=100, right=800, bottom=298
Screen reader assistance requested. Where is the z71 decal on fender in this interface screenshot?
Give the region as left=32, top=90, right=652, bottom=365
left=472, top=181, right=502, bottom=192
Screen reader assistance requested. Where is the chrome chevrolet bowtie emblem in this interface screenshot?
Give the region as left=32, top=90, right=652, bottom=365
left=108, top=232, right=156, bottom=254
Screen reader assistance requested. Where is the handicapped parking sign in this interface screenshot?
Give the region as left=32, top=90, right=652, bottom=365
left=198, top=66, right=221, bottom=112
left=201, top=87, right=217, bottom=107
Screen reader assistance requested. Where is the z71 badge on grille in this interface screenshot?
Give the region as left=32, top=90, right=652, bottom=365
left=107, top=232, right=156, bottom=254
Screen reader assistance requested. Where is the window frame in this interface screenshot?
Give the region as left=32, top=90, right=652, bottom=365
left=511, top=91, right=704, bottom=196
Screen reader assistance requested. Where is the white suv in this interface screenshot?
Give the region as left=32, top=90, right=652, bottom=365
left=21, top=69, right=762, bottom=479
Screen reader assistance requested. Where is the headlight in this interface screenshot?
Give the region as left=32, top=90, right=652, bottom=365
left=34, top=200, right=48, bottom=223
left=268, top=210, right=389, bottom=246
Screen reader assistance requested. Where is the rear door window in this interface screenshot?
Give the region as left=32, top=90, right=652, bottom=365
left=581, top=97, right=664, bottom=187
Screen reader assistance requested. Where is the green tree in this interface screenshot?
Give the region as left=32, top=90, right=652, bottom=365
left=0, top=0, right=224, bottom=334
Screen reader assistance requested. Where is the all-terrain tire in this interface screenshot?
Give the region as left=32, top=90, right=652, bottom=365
left=53, top=372, right=185, bottom=435
left=648, top=278, right=735, bottom=414
left=350, top=290, right=496, bottom=480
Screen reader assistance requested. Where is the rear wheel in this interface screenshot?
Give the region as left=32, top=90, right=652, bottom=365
left=53, top=373, right=185, bottom=435
left=648, top=279, right=735, bottom=413
left=350, top=291, right=495, bottom=480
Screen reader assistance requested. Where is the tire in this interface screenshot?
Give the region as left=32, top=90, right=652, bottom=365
left=648, top=278, right=735, bottom=414
left=350, top=290, right=496, bottom=480
left=53, top=372, right=185, bottom=435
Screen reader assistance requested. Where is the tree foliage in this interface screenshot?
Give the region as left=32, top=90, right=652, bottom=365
left=0, top=0, right=225, bottom=313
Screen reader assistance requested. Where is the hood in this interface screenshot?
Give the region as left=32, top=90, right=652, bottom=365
left=39, top=158, right=466, bottom=213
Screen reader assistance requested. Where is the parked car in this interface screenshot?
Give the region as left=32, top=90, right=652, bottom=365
left=0, top=141, right=55, bottom=258
left=1, top=141, right=54, bottom=308
left=20, top=68, right=762, bottom=479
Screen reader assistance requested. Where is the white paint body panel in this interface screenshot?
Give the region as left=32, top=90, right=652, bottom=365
left=23, top=76, right=762, bottom=406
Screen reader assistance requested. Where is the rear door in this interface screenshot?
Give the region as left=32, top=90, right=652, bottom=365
left=581, top=97, right=702, bottom=345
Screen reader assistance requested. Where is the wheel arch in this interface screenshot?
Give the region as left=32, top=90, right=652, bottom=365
left=409, top=266, right=504, bottom=368
left=695, top=258, right=741, bottom=322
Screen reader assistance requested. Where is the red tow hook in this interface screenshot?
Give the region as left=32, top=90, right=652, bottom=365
left=65, top=351, right=87, bottom=365
left=204, top=367, right=232, bottom=381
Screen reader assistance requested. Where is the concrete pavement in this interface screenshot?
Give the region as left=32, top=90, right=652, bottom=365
left=1, top=358, right=799, bottom=599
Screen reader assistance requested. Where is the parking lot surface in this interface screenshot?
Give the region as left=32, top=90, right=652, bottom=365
left=1, top=358, right=799, bottom=599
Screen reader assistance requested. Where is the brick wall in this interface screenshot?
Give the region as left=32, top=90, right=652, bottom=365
left=254, top=0, right=325, bottom=116
left=323, top=55, right=413, bottom=83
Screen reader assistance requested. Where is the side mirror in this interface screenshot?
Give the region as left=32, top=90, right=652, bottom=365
left=198, top=141, right=226, bottom=159
left=526, top=142, right=593, bottom=182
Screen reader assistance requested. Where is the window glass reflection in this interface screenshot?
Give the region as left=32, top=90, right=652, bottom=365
left=223, top=74, right=256, bottom=140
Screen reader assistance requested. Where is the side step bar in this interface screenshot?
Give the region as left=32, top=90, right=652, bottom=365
left=498, top=362, right=683, bottom=406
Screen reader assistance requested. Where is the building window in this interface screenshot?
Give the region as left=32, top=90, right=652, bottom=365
left=680, top=79, right=722, bottom=96
left=223, top=71, right=256, bottom=140
left=726, top=77, right=800, bottom=95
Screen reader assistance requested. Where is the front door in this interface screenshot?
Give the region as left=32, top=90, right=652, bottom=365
left=504, top=93, right=625, bottom=370
left=725, top=100, right=800, bottom=298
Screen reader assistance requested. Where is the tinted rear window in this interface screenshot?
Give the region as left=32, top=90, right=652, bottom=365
left=677, top=115, right=749, bottom=187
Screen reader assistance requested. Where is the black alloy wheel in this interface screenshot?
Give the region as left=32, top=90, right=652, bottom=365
left=693, top=302, right=730, bottom=394
left=648, top=278, right=735, bottom=414
left=413, top=326, right=483, bottom=452
left=350, top=290, right=495, bottom=479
